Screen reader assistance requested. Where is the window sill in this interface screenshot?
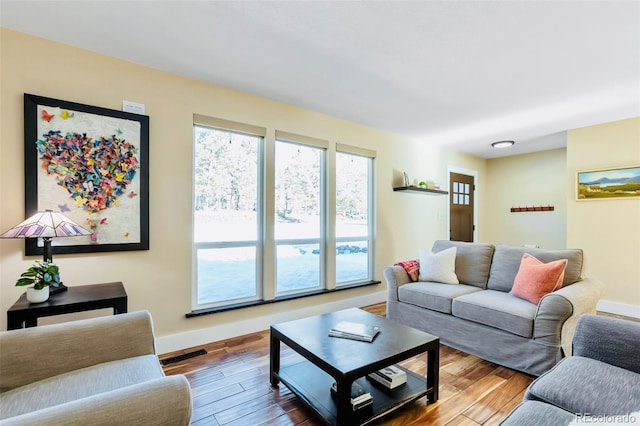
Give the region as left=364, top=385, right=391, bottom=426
left=186, top=280, right=381, bottom=318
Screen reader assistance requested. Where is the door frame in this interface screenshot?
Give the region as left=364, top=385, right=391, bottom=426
left=447, top=165, right=479, bottom=242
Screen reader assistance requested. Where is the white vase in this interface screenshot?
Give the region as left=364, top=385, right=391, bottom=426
left=26, top=286, right=49, bottom=303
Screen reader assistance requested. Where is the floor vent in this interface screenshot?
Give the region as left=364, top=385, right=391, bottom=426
left=161, top=349, right=208, bottom=365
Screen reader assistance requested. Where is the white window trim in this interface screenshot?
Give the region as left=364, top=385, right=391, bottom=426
left=335, top=145, right=376, bottom=286
left=191, top=117, right=265, bottom=310
left=273, top=134, right=328, bottom=296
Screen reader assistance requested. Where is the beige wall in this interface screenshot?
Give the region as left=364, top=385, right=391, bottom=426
left=567, top=118, right=640, bottom=312
left=0, top=29, right=485, bottom=350
left=484, top=148, right=567, bottom=248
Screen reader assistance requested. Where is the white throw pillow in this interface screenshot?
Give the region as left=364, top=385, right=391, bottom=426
left=418, top=247, right=459, bottom=284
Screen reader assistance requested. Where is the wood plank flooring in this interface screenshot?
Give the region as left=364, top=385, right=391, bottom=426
left=160, top=303, right=533, bottom=425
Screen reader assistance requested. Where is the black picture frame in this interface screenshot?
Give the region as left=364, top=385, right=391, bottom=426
left=24, top=93, right=149, bottom=256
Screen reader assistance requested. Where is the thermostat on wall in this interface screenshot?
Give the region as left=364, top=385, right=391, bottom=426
left=122, top=100, right=145, bottom=115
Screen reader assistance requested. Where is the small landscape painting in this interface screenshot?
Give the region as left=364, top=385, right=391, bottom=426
left=577, top=165, right=640, bottom=200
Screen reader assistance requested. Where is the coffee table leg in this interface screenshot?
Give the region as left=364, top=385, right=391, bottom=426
left=335, top=378, right=352, bottom=426
left=426, top=346, right=439, bottom=402
left=270, top=329, right=280, bottom=387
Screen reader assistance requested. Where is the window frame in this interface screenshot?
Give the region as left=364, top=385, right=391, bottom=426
left=335, top=144, right=376, bottom=286
left=191, top=117, right=378, bottom=313
left=273, top=131, right=329, bottom=297
left=192, top=115, right=266, bottom=310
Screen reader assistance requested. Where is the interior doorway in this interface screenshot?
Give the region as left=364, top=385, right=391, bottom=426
left=449, top=172, right=475, bottom=242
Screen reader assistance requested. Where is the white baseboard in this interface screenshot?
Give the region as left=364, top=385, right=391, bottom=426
left=597, top=300, right=640, bottom=319
left=156, top=291, right=387, bottom=355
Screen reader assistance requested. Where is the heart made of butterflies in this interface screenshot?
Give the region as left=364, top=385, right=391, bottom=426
left=37, top=130, right=139, bottom=214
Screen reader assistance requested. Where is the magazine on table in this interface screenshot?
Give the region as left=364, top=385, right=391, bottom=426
left=328, top=321, right=380, bottom=342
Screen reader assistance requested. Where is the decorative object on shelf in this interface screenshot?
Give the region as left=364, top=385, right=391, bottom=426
left=330, top=380, right=373, bottom=411
left=576, top=165, right=640, bottom=200
left=403, top=172, right=410, bottom=187
left=510, top=206, right=555, bottom=212
left=0, top=210, right=91, bottom=295
left=23, top=94, right=150, bottom=257
left=418, top=181, right=427, bottom=188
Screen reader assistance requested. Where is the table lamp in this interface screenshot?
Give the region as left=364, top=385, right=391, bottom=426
left=0, top=209, right=91, bottom=293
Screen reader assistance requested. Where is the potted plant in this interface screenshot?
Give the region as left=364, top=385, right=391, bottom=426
left=15, top=261, right=62, bottom=303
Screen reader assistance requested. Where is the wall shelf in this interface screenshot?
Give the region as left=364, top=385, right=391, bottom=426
left=393, top=186, right=448, bottom=195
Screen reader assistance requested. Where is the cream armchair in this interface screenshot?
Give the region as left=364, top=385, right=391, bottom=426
left=0, top=310, right=192, bottom=425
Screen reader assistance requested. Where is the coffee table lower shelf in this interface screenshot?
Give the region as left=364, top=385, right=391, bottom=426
left=276, top=360, right=431, bottom=426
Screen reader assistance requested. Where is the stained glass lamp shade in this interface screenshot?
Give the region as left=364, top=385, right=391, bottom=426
left=0, top=210, right=90, bottom=263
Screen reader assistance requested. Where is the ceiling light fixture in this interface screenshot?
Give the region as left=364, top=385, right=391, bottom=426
left=491, top=140, right=515, bottom=148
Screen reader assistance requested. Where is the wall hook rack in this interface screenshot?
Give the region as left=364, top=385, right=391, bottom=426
left=510, top=206, right=555, bottom=213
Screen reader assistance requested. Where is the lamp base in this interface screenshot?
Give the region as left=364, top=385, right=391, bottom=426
left=50, top=283, right=68, bottom=295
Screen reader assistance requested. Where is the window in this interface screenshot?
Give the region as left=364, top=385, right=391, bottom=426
left=335, top=145, right=375, bottom=285
left=192, top=116, right=376, bottom=312
left=193, top=115, right=265, bottom=309
left=452, top=181, right=471, bottom=205
left=274, top=132, right=327, bottom=295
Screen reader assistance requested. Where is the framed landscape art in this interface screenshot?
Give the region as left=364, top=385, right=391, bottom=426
left=24, top=94, right=150, bottom=256
left=576, top=165, right=640, bottom=200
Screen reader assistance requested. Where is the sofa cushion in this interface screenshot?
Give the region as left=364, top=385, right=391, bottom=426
left=419, top=247, right=459, bottom=284
left=573, top=314, right=640, bottom=374
left=451, top=290, right=537, bottom=338
left=0, top=354, right=164, bottom=419
left=525, top=356, right=640, bottom=416
left=487, top=245, right=583, bottom=292
left=432, top=240, right=495, bottom=289
left=398, top=282, right=482, bottom=314
left=510, top=254, right=567, bottom=304
left=500, top=400, right=575, bottom=426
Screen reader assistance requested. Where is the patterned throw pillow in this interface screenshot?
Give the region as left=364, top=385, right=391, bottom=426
left=511, top=253, right=568, bottom=304
left=396, top=260, right=420, bottom=281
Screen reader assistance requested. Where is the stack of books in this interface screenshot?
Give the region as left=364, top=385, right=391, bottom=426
left=330, top=380, right=373, bottom=411
left=328, top=321, right=381, bottom=342
left=367, top=365, right=407, bottom=390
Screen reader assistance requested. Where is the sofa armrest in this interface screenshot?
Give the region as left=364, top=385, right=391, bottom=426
left=533, top=277, right=604, bottom=356
left=1, top=375, right=192, bottom=426
left=0, top=311, right=156, bottom=392
left=572, top=314, right=640, bottom=374
left=383, top=265, right=411, bottom=303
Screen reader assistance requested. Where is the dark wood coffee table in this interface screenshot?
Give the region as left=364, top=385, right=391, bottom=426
left=270, top=308, right=439, bottom=426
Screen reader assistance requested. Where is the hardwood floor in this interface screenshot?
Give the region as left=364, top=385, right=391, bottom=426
left=160, top=303, right=533, bottom=425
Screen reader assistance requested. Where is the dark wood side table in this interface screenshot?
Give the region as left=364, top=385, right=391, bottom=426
left=7, top=282, right=127, bottom=330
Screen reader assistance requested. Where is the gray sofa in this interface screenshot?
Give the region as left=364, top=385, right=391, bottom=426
left=384, top=240, right=605, bottom=376
left=501, top=314, right=640, bottom=425
left=0, top=310, right=192, bottom=425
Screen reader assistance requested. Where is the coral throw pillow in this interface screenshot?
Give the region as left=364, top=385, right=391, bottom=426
left=396, top=260, right=420, bottom=281
left=511, top=253, right=568, bottom=304
left=418, top=247, right=459, bottom=284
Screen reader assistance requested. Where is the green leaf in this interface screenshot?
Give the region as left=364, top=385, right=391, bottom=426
left=15, top=261, right=62, bottom=288
left=15, top=277, right=35, bottom=286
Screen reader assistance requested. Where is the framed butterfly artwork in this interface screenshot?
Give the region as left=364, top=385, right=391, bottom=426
left=23, top=94, right=150, bottom=256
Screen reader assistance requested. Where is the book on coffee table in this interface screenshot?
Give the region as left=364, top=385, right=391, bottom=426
left=367, top=365, right=407, bottom=389
left=330, top=380, right=373, bottom=411
left=328, top=321, right=380, bottom=342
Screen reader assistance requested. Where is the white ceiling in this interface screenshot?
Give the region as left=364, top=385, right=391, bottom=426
left=1, top=1, right=638, bottom=159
